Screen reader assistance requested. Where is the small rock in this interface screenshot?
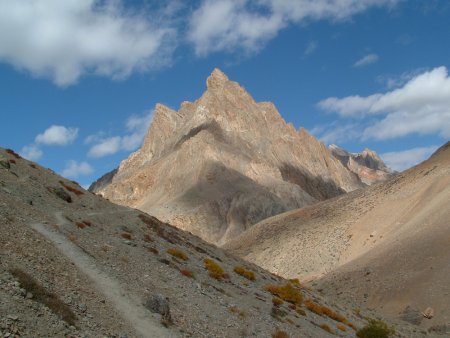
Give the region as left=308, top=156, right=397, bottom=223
left=7, top=315, right=18, bottom=321
left=26, top=292, right=33, bottom=299
left=78, top=303, right=87, bottom=313
left=422, top=307, right=434, bottom=319
left=144, top=294, right=172, bottom=324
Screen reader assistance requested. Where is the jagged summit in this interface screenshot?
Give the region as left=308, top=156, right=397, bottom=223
left=206, top=68, right=229, bottom=89
left=329, top=144, right=395, bottom=185
left=91, top=69, right=365, bottom=245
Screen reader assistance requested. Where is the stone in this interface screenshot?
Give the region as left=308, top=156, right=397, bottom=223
left=78, top=303, right=87, bottom=313
left=422, top=307, right=434, bottom=319
left=144, top=294, right=172, bottom=324
left=47, top=187, right=72, bottom=203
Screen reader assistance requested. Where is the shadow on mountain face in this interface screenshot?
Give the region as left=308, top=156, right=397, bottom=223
left=279, top=163, right=345, bottom=201
left=174, top=120, right=226, bottom=150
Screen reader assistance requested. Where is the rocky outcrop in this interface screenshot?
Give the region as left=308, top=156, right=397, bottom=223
left=91, top=69, right=364, bottom=245
left=329, top=144, right=395, bottom=185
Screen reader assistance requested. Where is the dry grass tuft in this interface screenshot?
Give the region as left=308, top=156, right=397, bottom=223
left=265, top=283, right=303, bottom=305
left=272, top=330, right=289, bottom=338
left=59, top=180, right=84, bottom=196
left=6, top=148, right=21, bottom=159
left=204, top=258, right=228, bottom=280
left=304, top=299, right=348, bottom=324
left=272, top=297, right=283, bottom=307
left=143, top=234, right=153, bottom=242
left=296, top=308, right=306, bottom=316
left=29, top=163, right=37, bottom=169
left=337, top=323, right=347, bottom=331
left=320, top=323, right=332, bottom=333
left=148, top=247, right=159, bottom=255
left=67, top=234, right=77, bottom=242
left=229, top=306, right=246, bottom=318
left=180, top=269, right=195, bottom=278
left=167, top=248, right=188, bottom=261
left=9, top=268, right=76, bottom=325
left=233, top=266, right=256, bottom=281
left=121, top=233, right=133, bottom=240
left=75, top=222, right=86, bottom=229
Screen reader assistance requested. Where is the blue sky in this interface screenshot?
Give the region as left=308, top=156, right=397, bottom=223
left=0, top=0, right=449, bottom=187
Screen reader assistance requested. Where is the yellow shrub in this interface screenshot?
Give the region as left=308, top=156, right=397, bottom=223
left=167, top=248, right=188, bottom=261
left=233, top=266, right=256, bottom=281
left=204, top=258, right=228, bottom=280
left=265, top=283, right=303, bottom=305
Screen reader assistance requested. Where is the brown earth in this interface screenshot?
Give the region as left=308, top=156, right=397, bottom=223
left=225, top=142, right=450, bottom=333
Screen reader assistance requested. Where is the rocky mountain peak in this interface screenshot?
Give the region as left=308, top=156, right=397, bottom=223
left=91, top=69, right=365, bottom=245
left=329, top=144, right=395, bottom=185
left=206, top=68, right=229, bottom=89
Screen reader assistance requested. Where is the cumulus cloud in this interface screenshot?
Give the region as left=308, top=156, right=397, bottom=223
left=310, top=122, right=361, bottom=144
left=87, top=111, right=153, bottom=158
left=20, top=144, right=43, bottom=161
left=380, top=145, right=439, bottom=171
left=62, top=160, right=94, bottom=178
left=353, top=53, right=379, bottom=67
left=318, top=66, right=450, bottom=141
left=0, top=1, right=176, bottom=86
left=188, top=0, right=399, bottom=55
left=36, top=125, right=78, bottom=146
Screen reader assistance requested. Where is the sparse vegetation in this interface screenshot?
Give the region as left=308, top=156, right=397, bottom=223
left=67, top=234, right=77, bottom=242
left=265, top=283, right=303, bottom=305
left=304, top=299, right=348, bottom=324
left=30, top=163, right=37, bottom=169
left=81, top=220, right=92, bottom=227
left=121, top=233, right=133, bottom=240
left=320, top=323, right=332, bottom=333
left=337, top=323, right=347, bottom=331
left=272, top=297, right=283, bottom=307
left=143, top=234, right=153, bottom=242
left=167, top=248, right=188, bottom=261
left=6, top=148, right=21, bottom=159
left=59, top=180, right=84, bottom=196
left=148, top=247, right=159, bottom=254
left=229, top=306, right=246, bottom=318
left=180, top=269, right=195, bottom=278
left=272, top=330, right=289, bottom=338
left=296, top=308, right=306, bottom=316
left=233, top=266, right=256, bottom=281
left=9, top=159, right=16, bottom=164
left=9, top=268, right=76, bottom=326
left=76, top=222, right=87, bottom=229
left=204, top=258, right=228, bottom=280
left=356, top=319, right=395, bottom=338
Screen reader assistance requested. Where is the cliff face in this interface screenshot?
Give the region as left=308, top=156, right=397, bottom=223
left=329, top=144, right=395, bottom=185
left=91, top=69, right=363, bottom=245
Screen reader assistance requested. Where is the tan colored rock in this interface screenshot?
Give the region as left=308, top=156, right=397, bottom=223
left=329, top=144, right=395, bottom=185
left=91, top=68, right=363, bottom=245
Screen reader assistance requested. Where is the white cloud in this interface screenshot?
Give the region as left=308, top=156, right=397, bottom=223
left=87, top=111, right=153, bottom=157
left=380, top=145, right=439, bottom=171
left=88, top=136, right=121, bottom=158
left=62, top=160, right=94, bottom=178
left=35, top=125, right=78, bottom=146
left=188, top=0, right=399, bottom=55
left=318, top=66, right=450, bottom=141
left=304, top=41, right=318, bottom=56
left=0, top=1, right=176, bottom=86
left=20, top=144, right=43, bottom=161
left=353, top=53, right=379, bottom=67
left=310, top=122, right=361, bottom=144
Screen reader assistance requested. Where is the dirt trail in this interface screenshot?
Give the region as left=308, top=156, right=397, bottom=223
left=30, top=212, right=178, bottom=338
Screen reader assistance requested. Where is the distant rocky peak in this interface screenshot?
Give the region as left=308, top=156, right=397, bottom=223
left=329, top=144, right=395, bottom=185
